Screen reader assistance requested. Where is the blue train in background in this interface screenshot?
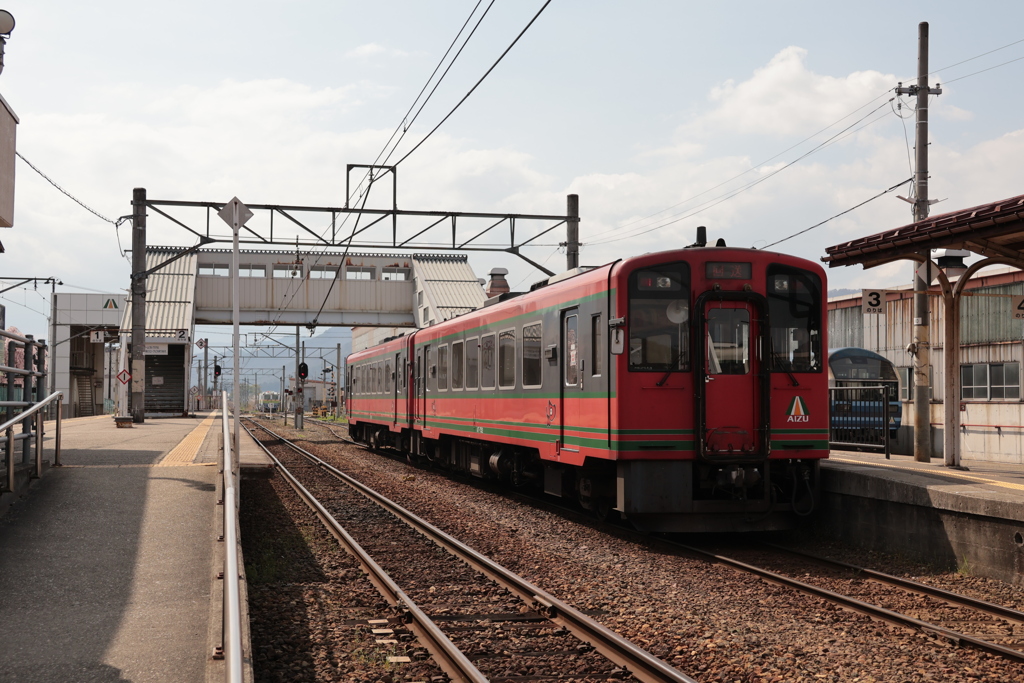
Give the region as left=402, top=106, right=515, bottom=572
left=828, top=347, right=902, bottom=443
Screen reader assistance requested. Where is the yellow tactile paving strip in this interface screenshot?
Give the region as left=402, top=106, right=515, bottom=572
left=156, top=412, right=219, bottom=467
left=830, top=456, right=1024, bottom=493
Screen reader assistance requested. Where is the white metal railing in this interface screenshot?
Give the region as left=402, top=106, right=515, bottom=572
left=220, top=391, right=243, bottom=681
left=1, top=390, right=63, bottom=493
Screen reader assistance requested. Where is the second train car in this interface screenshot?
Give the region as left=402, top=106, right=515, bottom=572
left=347, top=241, right=828, bottom=532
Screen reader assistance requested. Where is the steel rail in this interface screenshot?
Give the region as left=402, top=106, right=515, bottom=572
left=672, top=541, right=1024, bottom=663
left=246, top=419, right=697, bottom=683
left=242, top=421, right=487, bottom=683
left=762, top=542, right=1024, bottom=624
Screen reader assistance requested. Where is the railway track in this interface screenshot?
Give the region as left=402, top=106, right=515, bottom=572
left=675, top=541, right=1024, bottom=663
left=261, top=417, right=1024, bottom=668
left=243, top=418, right=696, bottom=683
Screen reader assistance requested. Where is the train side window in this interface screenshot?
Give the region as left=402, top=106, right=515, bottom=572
left=591, top=314, right=603, bottom=376
left=628, top=262, right=690, bottom=372
left=465, top=337, right=479, bottom=390
left=452, top=341, right=464, bottom=389
left=499, top=329, right=516, bottom=388
left=767, top=264, right=822, bottom=373
left=481, top=334, right=496, bottom=389
left=438, top=345, right=449, bottom=391
left=385, top=360, right=393, bottom=391
left=522, top=324, right=542, bottom=388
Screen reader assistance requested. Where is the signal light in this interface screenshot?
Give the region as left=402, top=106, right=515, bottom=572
left=298, top=362, right=308, bottom=380
left=214, top=364, right=221, bottom=377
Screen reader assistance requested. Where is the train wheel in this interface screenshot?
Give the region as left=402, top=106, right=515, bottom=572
left=591, top=496, right=616, bottom=522
left=368, top=430, right=379, bottom=451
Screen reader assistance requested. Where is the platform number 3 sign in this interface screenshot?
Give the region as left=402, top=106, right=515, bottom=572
left=1011, top=295, right=1024, bottom=320
left=862, top=289, right=886, bottom=315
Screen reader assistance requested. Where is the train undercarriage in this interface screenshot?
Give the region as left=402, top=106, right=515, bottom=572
left=349, top=424, right=820, bottom=533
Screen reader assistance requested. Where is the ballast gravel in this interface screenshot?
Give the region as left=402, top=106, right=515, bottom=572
left=255, top=418, right=1024, bottom=682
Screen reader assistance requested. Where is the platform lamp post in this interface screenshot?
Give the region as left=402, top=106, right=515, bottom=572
left=218, top=198, right=252, bottom=454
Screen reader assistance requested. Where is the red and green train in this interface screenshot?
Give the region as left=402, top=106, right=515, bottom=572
left=346, top=243, right=828, bottom=532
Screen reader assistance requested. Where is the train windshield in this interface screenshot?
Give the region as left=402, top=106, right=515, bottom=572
left=830, top=355, right=898, bottom=381
left=628, top=262, right=691, bottom=371
left=767, top=264, right=822, bottom=373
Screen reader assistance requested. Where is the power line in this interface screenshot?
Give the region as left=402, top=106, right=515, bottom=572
left=587, top=101, right=894, bottom=246
left=758, top=177, right=912, bottom=251
left=393, top=0, right=554, bottom=166
left=943, top=54, right=1024, bottom=84
left=15, top=151, right=119, bottom=225
left=584, top=91, right=897, bottom=242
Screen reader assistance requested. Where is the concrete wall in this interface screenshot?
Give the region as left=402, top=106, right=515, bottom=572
left=817, top=464, right=1024, bottom=585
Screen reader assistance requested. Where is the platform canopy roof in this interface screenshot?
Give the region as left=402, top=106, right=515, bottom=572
left=823, top=193, right=1024, bottom=269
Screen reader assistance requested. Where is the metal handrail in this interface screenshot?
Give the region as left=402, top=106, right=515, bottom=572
left=221, top=391, right=243, bottom=682
left=3, top=390, right=63, bottom=492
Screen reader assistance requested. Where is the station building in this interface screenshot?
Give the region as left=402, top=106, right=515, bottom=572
left=50, top=293, right=125, bottom=418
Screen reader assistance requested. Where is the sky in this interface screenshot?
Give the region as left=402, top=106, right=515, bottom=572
left=4, top=0, right=1024, bottom=384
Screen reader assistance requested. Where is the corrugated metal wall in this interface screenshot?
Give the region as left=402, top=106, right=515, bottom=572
left=829, top=278, right=1024, bottom=463
left=145, top=345, right=186, bottom=413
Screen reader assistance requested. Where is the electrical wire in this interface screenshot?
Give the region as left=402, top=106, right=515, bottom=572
left=584, top=91, right=897, bottom=242
left=259, top=3, right=500, bottom=338
left=757, top=177, right=912, bottom=251
left=587, top=101, right=894, bottom=246
left=393, top=0, right=554, bottom=167
left=943, top=54, right=1024, bottom=85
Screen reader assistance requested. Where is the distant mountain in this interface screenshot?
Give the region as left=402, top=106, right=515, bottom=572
left=827, top=288, right=859, bottom=299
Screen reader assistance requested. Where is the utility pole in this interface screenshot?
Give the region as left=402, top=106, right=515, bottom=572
left=896, top=22, right=942, bottom=464
left=336, top=342, right=341, bottom=419
left=130, top=188, right=147, bottom=423
left=565, top=194, right=579, bottom=271
left=213, top=355, right=219, bottom=399
left=294, top=327, right=303, bottom=429
left=202, top=341, right=208, bottom=411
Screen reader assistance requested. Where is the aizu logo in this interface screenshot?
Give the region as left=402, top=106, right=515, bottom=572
left=786, top=396, right=810, bottom=423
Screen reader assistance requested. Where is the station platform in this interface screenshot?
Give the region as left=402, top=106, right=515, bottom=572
left=0, top=411, right=269, bottom=683
left=819, top=450, right=1024, bottom=585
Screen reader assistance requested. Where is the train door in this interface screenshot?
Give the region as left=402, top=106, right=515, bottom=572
left=700, top=299, right=763, bottom=456
left=391, top=353, right=400, bottom=427
left=415, top=345, right=428, bottom=428
left=560, top=309, right=581, bottom=452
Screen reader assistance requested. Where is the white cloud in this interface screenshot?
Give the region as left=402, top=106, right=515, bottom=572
left=696, top=47, right=895, bottom=138
left=345, top=43, right=408, bottom=59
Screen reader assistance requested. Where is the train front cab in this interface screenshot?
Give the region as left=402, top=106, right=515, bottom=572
left=613, top=251, right=828, bottom=533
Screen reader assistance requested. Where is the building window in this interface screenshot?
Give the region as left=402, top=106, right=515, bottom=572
left=199, top=264, right=229, bottom=276
left=240, top=264, right=267, bottom=277
left=273, top=265, right=300, bottom=279
left=309, top=266, right=339, bottom=279
left=962, top=362, right=1020, bottom=400
left=417, top=291, right=424, bottom=306
left=522, top=323, right=542, bottom=388
left=382, top=267, right=410, bottom=281
left=346, top=266, right=375, bottom=280
left=498, top=329, right=516, bottom=388
left=992, top=363, right=1020, bottom=399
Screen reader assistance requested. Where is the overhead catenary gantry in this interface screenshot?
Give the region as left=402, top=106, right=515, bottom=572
left=126, top=168, right=580, bottom=423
